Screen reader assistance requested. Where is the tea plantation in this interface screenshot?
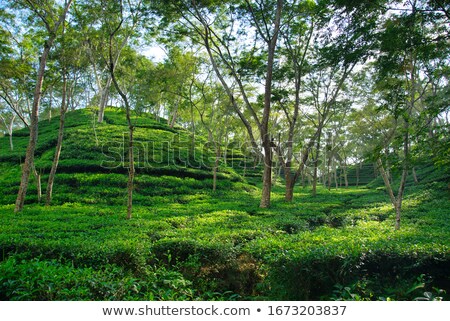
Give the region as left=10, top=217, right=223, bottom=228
left=0, top=109, right=448, bottom=300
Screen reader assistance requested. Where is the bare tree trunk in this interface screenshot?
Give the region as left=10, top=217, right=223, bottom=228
left=169, top=98, right=180, bottom=129
left=259, top=0, right=283, bottom=208
left=394, top=119, right=410, bottom=230
left=46, top=70, right=68, bottom=205
left=212, top=145, right=220, bottom=192
left=412, top=167, right=418, bottom=184
left=14, top=0, right=72, bottom=213
left=155, top=92, right=163, bottom=122
left=377, top=157, right=407, bottom=230
left=109, top=26, right=134, bottom=220
left=356, top=162, right=360, bottom=187
left=32, top=164, right=42, bottom=203
left=312, top=162, right=318, bottom=196
left=285, top=173, right=294, bottom=202
left=125, top=123, right=134, bottom=220
left=97, top=79, right=111, bottom=123
left=334, top=162, right=338, bottom=189
left=48, top=86, right=53, bottom=121
left=377, top=159, right=397, bottom=207
left=15, top=47, right=52, bottom=212
left=327, top=156, right=332, bottom=191
left=312, top=133, right=321, bottom=197
left=0, top=114, right=15, bottom=150
left=260, top=140, right=272, bottom=207
left=9, top=116, right=14, bottom=150
left=327, top=167, right=331, bottom=190
left=92, top=111, right=99, bottom=147
left=344, top=163, right=348, bottom=188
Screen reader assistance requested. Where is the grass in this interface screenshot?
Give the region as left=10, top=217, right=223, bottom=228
left=0, top=108, right=448, bottom=301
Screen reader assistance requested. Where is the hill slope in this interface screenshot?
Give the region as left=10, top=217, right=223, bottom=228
left=0, top=108, right=247, bottom=206
left=0, top=109, right=449, bottom=301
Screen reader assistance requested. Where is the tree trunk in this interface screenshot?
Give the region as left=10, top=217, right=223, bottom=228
left=259, top=0, right=283, bottom=208
left=0, top=114, right=15, bottom=150
left=14, top=0, right=72, bottom=213
left=412, top=167, right=418, bottom=184
left=92, top=111, right=99, bottom=147
left=327, top=166, right=332, bottom=190
left=344, top=164, right=348, bottom=188
left=394, top=203, right=401, bottom=230
left=32, top=164, right=41, bottom=203
left=97, top=78, right=112, bottom=123
left=48, top=86, right=53, bottom=121
left=212, top=145, right=220, bottom=192
left=15, top=44, right=52, bottom=213
left=169, top=98, right=180, bottom=129
left=377, top=159, right=396, bottom=206
left=312, top=135, right=321, bottom=197
left=377, top=157, right=406, bottom=230
left=260, top=141, right=272, bottom=208
left=9, top=122, right=14, bottom=150
left=109, top=29, right=134, bottom=220
left=312, top=163, right=318, bottom=196
left=327, top=151, right=332, bottom=191
left=312, top=163, right=317, bottom=196
left=126, top=126, right=134, bottom=220
left=285, top=173, right=295, bottom=202
left=356, top=162, right=360, bottom=187
left=46, top=71, right=67, bottom=206
left=334, top=163, right=338, bottom=189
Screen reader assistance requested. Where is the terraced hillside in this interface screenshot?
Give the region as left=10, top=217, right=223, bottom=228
left=0, top=108, right=248, bottom=206
left=0, top=109, right=449, bottom=301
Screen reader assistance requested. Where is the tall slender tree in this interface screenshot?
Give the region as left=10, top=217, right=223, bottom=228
left=14, top=0, right=73, bottom=213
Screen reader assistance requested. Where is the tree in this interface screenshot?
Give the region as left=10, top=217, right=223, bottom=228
left=105, top=0, right=150, bottom=219
left=270, top=0, right=317, bottom=201
left=45, top=12, right=87, bottom=205
left=14, top=0, right=73, bottom=213
left=374, top=0, right=450, bottom=229
left=161, top=0, right=283, bottom=207
left=0, top=110, right=16, bottom=150
left=74, top=0, right=148, bottom=123
left=0, top=9, right=35, bottom=128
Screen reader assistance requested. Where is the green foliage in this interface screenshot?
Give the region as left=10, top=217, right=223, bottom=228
left=0, top=108, right=448, bottom=301
left=330, top=274, right=447, bottom=301
left=0, top=255, right=196, bottom=300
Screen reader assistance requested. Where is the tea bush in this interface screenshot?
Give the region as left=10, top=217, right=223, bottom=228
left=0, top=108, right=448, bottom=300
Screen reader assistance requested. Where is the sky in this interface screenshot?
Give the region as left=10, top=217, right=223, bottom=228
left=141, top=45, right=167, bottom=63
